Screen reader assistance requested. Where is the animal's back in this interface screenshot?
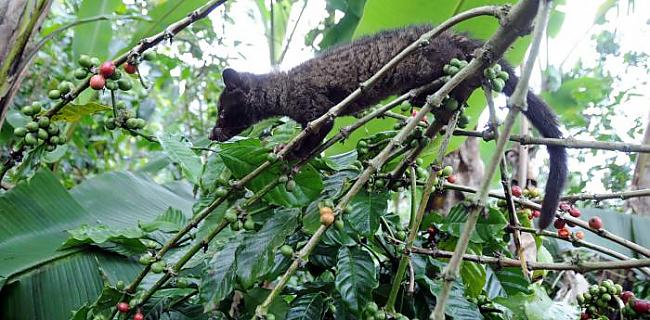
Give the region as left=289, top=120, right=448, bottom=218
left=287, top=25, right=482, bottom=116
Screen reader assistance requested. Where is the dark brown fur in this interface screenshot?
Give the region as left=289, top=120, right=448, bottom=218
left=210, top=25, right=567, bottom=229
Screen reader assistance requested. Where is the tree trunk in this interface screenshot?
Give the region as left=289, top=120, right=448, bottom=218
left=0, top=0, right=52, bottom=131
left=627, top=111, right=650, bottom=215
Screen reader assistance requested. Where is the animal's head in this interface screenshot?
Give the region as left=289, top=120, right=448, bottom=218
left=209, top=68, right=255, bottom=141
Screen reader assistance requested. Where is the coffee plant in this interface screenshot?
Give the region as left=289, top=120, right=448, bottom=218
left=1, top=1, right=650, bottom=320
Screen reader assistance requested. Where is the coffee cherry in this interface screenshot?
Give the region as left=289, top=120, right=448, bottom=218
left=105, top=118, right=116, bottom=130
left=37, top=128, right=48, bottom=140
left=105, top=80, right=119, bottom=91
left=559, top=203, right=571, bottom=211
left=490, top=78, right=505, bottom=92
left=47, top=125, right=59, bottom=136
left=124, top=63, right=137, bottom=74
left=446, top=175, right=457, bottom=183
left=396, top=230, right=407, bottom=241
left=126, top=118, right=139, bottom=129
left=110, top=69, right=122, bottom=80
left=621, top=291, right=635, bottom=304
left=48, top=90, right=61, bottom=99
left=532, top=210, right=541, bottom=218
left=243, top=218, right=255, bottom=231
left=90, top=75, right=105, bottom=90
left=79, top=55, right=93, bottom=68
left=230, top=220, right=243, bottom=231
left=90, top=57, right=101, bottom=66
left=588, top=216, right=603, bottom=229
left=21, top=105, right=34, bottom=116
left=320, top=212, right=335, bottom=226
left=99, top=61, right=115, bottom=78
left=557, top=228, right=570, bottom=239
left=45, top=144, right=56, bottom=152
left=175, top=277, right=189, bottom=288
left=30, top=102, right=42, bottom=114
left=24, top=133, right=37, bottom=145
left=14, top=127, right=27, bottom=137
left=56, top=135, right=66, bottom=145
left=117, top=302, right=130, bottom=313
left=138, top=254, right=154, bottom=265
left=115, top=280, right=125, bottom=290
left=375, top=311, right=387, bottom=320
left=569, top=207, right=581, bottom=217
left=37, top=117, right=49, bottom=128
left=280, top=245, right=293, bottom=257
left=151, top=261, right=166, bottom=273
left=74, top=68, right=88, bottom=79
left=634, top=299, right=650, bottom=314
left=25, top=121, right=38, bottom=132
left=57, top=81, right=73, bottom=94
left=575, top=231, right=585, bottom=240
left=118, top=78, right=132, bottom=91
left=133, top=311, right=144, bottom=320
left=511, top=185, right=523, bottom=197
left=224, top=208, right=238, bottom=223
left=444, top=99, right=459, bottom=111
left=441, top=165, right=453, bottom=176
left=266, top=153, right=278, bottom=161
left=214, top=186, right=228, bottom=197
left=497, top=71, right=510, bottom=81
left=484, top=67, right=497, bottom=79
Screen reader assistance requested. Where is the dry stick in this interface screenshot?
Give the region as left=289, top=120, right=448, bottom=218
left=410, top=247, right=650, bottom=272
left=514, top=226, right=650, bottom=277
left=431, top=1, right=550, bottom=318
left=453, top=129, right=650, bottom=153
left=255, top=6, right=507, bottom=317
left=560, top=188, right=650, bottom=202
left=386, top=111, right=461, bottom=313
left=483, top=83, right=528, bottom=280
left=441, top=181, right=650, bottom=260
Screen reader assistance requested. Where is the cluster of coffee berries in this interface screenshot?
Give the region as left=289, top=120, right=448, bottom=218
left=278, top=174, right=296, bottom=192
left=362, top=302, right=388, bottom=320
left=48, top=81, right=75, bottom=100
left=13, top=103, right=65, bottom=151
left=114, top=302, right=144, bottom=320
left=104, top=102, right=146, bottom=131
left=437, top=96, right=471, bottom=129
left=438, top=165, right=456, bottom=184
left=224, top=206, right=255, bottom=231
left=577, top=280, right=648, bottom=319
left=483, top=64, right=509, bottom=92
left=559, top=202, right=582, bottom=218
left=443, top=58, right=469, bottom=78
left=138, top=251, right=167, bottom=273
left=92, top=60, right=133, bottom=91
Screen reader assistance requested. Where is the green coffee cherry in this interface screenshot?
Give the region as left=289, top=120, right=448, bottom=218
left=444, top=99, right=459, bottom=111
left=90, top=57, right=101, bottom=66
left=115, top=280, right=125, bottom=290
left=57, top=81, right=73, bottom=94
left=21, top=105, right=34, bottom=116
left=450, top=58, right=462, bottom=67
left=26, top=121, right=39, bottom=132
left=105, top=80, right=119, bottom=91
left=24, top=133, right=37, bottom=145
left=442, top=165, right=453, bottom=176
left=483, top=67, right=497, bottom=79
left=14, top=127, right=27, bottom=137
left=48, top=90, right=61, bottom=100
left=74, top=68, right=88, bottom=79
left=224, top=208, right=238, bottom=223
left=335, top=218, right=345, bottom=231
left=37, top=117, right=49, bottom=128
left=49, top=136, right=60, bottom=145
left=143, top=51, right=156, bottom=61
left=126, top=118, right=139, bottom=129
left=79, top=55, right=93, bottom=68
left=230, top=220, right=243, bottom=231
left=280, top=245, right=293, bottom=257
left=151, top=261, right=166, bottom=273
left=285, top=179, right=296, bottom=192
left=243, top=219, right=255, bottom=231
left=138, top=254, right=154, bottom=265
left=110, top=69, right=122, bottom=80
left=105, top=118, right=116, bottom=130
left=215, top=186, right=228, bottom=197
left=497, top=71, right=510, bottom=81
left=490, top=78, right=505, bottom=92
left=117, top=78, right=132, bottom=91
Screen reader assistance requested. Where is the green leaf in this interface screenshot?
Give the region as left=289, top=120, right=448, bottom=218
left=157, top=133, right=203, bottom=184
left=285, top=292, right=327, bottom=320
left=495, top=284, right=579, bottom=320
left=61, top=224, right=145, bottom=253
left=201, top=239, right=240, bottom=311
left=139, top=207, right=188, bottom=233
left=441, top=204, right=508, bottom=244
left=493, top=267, right=531, bottom=296
left=421, top=277, right=482, bottom=319
left=460, top=247, right=486, bottom=297
left=220, top=138, right=323, bottom=207
left=345, top=190, right=389, bottom=237
left=334, top=247, right=378, bottom=314
left=236, top=209, right=299, bottom=287
left=72, top=0, right=121, bottom=59
left=51, top=102, right=112, bottom=122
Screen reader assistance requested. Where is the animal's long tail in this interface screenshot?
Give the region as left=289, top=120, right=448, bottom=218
left=501, top=65, right=568, bottom=229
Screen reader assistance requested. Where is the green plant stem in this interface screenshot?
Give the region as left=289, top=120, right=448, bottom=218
left=431, top=1, right=550, bottom=318
left=384, top=166, right=418, bottom=312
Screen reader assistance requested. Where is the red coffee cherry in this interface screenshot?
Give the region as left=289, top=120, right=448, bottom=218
left=90, top=75, right=106, bottom=90
left=99, top=61, right=115, bottom=78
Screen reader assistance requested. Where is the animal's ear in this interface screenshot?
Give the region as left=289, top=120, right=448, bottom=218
left=222, top=68, right=242, bottom=89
